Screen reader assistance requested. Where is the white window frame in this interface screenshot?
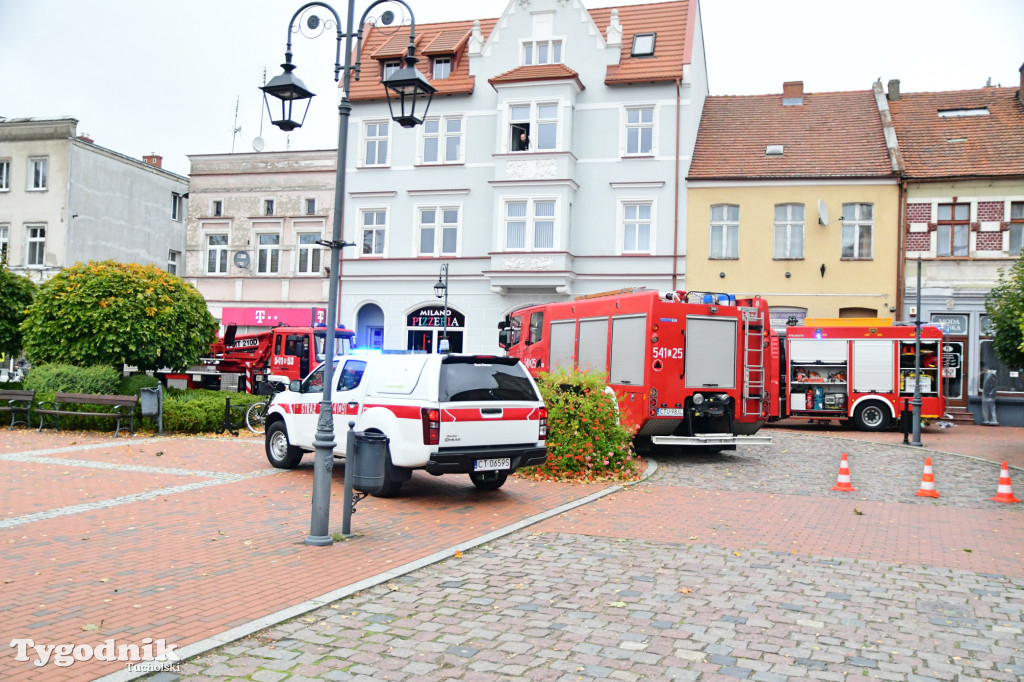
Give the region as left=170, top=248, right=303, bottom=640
left=205, top=231, right=230, bottom=275
left=360, top=208, right=388, bottom=257
left=619, top=200, right=655, bottom=255
left=0, top=224, right=9, bottom=263
left=420, top=115, right=464, bottom=165
left=26, top=224, right=46, bottom=267
left=502, top=197, right=558, bottom=252
left=624, top=105, right=655, bottom=156
left=416, top=205, right=461, bottom=257
left=0, top=159, right=9, bottom=191
left=709, top=204, right=739, bottom=259
left=295, top=227, right=324, bottom=275
left=522, top=39, right=564, bottom=66
left=211, top=199, right=224, bottom=217
left=28, top=157, right=47, bottom=191
left=841, top=203, right=874, bottom=260
left=363, top=121, right=391, bottom=167
left=167, top=250, right=179, bottom=275
left=382, top=60, right=401, bottom=80
left=172, top=192, right=183, bottom=221
left=432, top=57, right=451, bottom=80
left=255, top=229, right=281, bottom=274
left=773, top=203, right=805, bottom=259
left=506, top=101, right=560, bottom=152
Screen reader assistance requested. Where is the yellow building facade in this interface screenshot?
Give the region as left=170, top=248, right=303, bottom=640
left=686, top=181, right=901, bottom=325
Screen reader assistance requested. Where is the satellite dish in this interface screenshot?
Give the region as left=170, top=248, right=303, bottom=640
left=817, top=199, right=829, bottom=226
left=252, top=136, right=265, bottom=152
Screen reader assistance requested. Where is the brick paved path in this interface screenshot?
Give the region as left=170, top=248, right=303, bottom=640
left=128, top=431, right=1023, bottom=682
left=0, top=432, right=608, bottom=682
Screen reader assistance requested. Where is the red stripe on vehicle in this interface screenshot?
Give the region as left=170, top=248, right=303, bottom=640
left=363, top=404, right=422, bottom=419
left=441, top=407, right=539, bottom=422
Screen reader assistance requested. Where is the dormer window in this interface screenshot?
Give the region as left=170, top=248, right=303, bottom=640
left=523, top=39, right=562, bottom=66
left=432, top=57, right=451, bottom=80
left=382, top=60, right=400, bottom=80
left=631, top=33, right=656, bottom=57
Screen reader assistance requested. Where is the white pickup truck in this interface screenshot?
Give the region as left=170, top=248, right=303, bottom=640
left=263, top=353, right=548, bottom=496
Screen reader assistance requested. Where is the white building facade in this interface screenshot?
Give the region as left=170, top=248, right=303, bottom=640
left=336, top=0, right=706, bottom=353
left=0, top=117, right=187, bottom=282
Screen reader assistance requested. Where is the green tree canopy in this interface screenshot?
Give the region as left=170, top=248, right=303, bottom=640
left=0, top=262, right=37, bottom=358
left=985, top=256, right=1024, bottom=369
left=21, top=260, right=219, bottom=372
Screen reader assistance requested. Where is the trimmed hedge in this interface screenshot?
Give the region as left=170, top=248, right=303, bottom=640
left=24, top=363, right=122, bottom=394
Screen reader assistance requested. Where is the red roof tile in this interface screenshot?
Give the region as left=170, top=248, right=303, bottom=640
left=349, top=1, right=693, bottom=102
left=888, top=87, right=1024, bottom=180
left=350, top=18, right=498, bottom=101
left=590, top=1, right=691, bottom=85
left=688, top=90, right=895, bottom=180
left=488, top=64, right=584, bottom=90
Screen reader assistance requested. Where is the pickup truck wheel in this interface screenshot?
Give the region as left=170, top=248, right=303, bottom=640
left=370, top=448, right=404, bottom=498
left=469, top=470, right=509, bottom=491
left=266, top=422, right=304, bottom=469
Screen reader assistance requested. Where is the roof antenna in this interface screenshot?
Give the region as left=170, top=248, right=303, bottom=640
left=253, top=69, right=266, bottom=152
left=231, top=95, right=242, bottom=152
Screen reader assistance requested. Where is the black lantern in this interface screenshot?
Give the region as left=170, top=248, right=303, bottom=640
left=383, top=53, right=436, bottom=128
left=433, top=274, right=446, bottom=299
left=261, top=60, right=315, bottom=132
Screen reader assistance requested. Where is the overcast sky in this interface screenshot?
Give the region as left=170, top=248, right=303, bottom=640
left=1, top=0, right=1021, bottom=176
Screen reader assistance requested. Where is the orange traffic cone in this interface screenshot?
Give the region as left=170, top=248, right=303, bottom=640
left=915, top=457, right=939, bottom=498
left=991, top=461, right=1021, bottom=504
left=831, top=452, right=857, bottom=491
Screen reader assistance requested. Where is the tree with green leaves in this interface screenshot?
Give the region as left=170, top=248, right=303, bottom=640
left=984, top=256, right=1024, bottom=369
left=0, top=261, right=37, bottom=359
left=21, top=260, right=219, bottom=372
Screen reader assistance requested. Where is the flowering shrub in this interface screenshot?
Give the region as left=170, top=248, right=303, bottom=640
left=517, top=367, right=642, bottom=482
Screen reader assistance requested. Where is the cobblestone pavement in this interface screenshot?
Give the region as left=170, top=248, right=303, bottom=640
left=144, top=431, right=1024, bottom=682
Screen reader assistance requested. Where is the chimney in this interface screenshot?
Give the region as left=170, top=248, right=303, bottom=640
left=1019, top=61, right=1024, bottom=102
left=782, top=81, right=803, bottom=106
left=77, top=134, right=94, bottom=144
left=143, top=154, right=163, bottom=168
left=887, top=79, right=901, bottom=101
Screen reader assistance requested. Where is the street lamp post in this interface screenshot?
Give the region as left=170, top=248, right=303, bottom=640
left=433, top=263, right=449, bottom=353
left=262, top=0, right=435, bottom=546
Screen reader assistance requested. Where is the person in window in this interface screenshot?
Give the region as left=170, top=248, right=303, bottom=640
left=517, top=132, right=530, bottom=151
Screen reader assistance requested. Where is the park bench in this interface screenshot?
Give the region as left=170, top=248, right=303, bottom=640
left=36, top=392, right=139, bottom=437
left=1, top=389, right=35, bottom=429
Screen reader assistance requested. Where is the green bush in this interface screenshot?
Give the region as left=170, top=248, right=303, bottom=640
left=520, top=368, right=641, bottom=482
left=24, top=364, right=122, bottom=394
left=118, top=373, right=160, bottom=395
left=161, top=389, right=262, bottom=434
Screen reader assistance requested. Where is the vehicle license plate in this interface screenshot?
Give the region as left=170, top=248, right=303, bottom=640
left=656, top=408, right=686, bottom=416
left=474, top=457, right=510, bottom=472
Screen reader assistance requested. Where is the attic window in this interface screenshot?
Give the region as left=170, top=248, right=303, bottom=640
left=938, top=108, right=989, bottom=118
left=631, top=33, right=656, bottom=57
left=432, top=57, right=451, bottom=80
left=382, top=60, right=401, bottom=80
left=766, top=145, right=784, bottom=156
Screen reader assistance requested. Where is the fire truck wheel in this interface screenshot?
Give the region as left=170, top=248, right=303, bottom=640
left=266, top=422, right=304, bottom=469
left=853, top=401, right=889, bottom=432
left=370, top=448, right=404, bottom=498
left=469, top=470, right=509, bottom=491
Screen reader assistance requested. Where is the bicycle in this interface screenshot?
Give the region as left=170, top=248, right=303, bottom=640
left=246, top=381, right=286, bottom=434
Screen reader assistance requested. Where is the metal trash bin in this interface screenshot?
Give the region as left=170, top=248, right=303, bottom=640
left=139, top=385, right=163, bottom=434
left=351, top=431, right=388, bottom=494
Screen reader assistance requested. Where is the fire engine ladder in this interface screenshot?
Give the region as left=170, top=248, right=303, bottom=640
left=740, top=307, right=765, bottom=418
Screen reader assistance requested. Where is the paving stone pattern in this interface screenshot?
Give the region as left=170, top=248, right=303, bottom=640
left=148, top=430, right=1024, bottom=681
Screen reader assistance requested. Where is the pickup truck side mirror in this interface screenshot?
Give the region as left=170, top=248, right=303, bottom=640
left=289, top=380, right=302, bottom=393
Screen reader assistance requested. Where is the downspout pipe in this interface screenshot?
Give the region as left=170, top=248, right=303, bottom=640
left=672, top=76, right=681, bottom=290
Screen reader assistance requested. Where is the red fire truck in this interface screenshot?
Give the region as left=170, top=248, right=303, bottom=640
left=766, top=321, right=946, bottom=431
left=497, top=289, right=773, bottom=450
left=162, top=323, right=355, bottom=393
